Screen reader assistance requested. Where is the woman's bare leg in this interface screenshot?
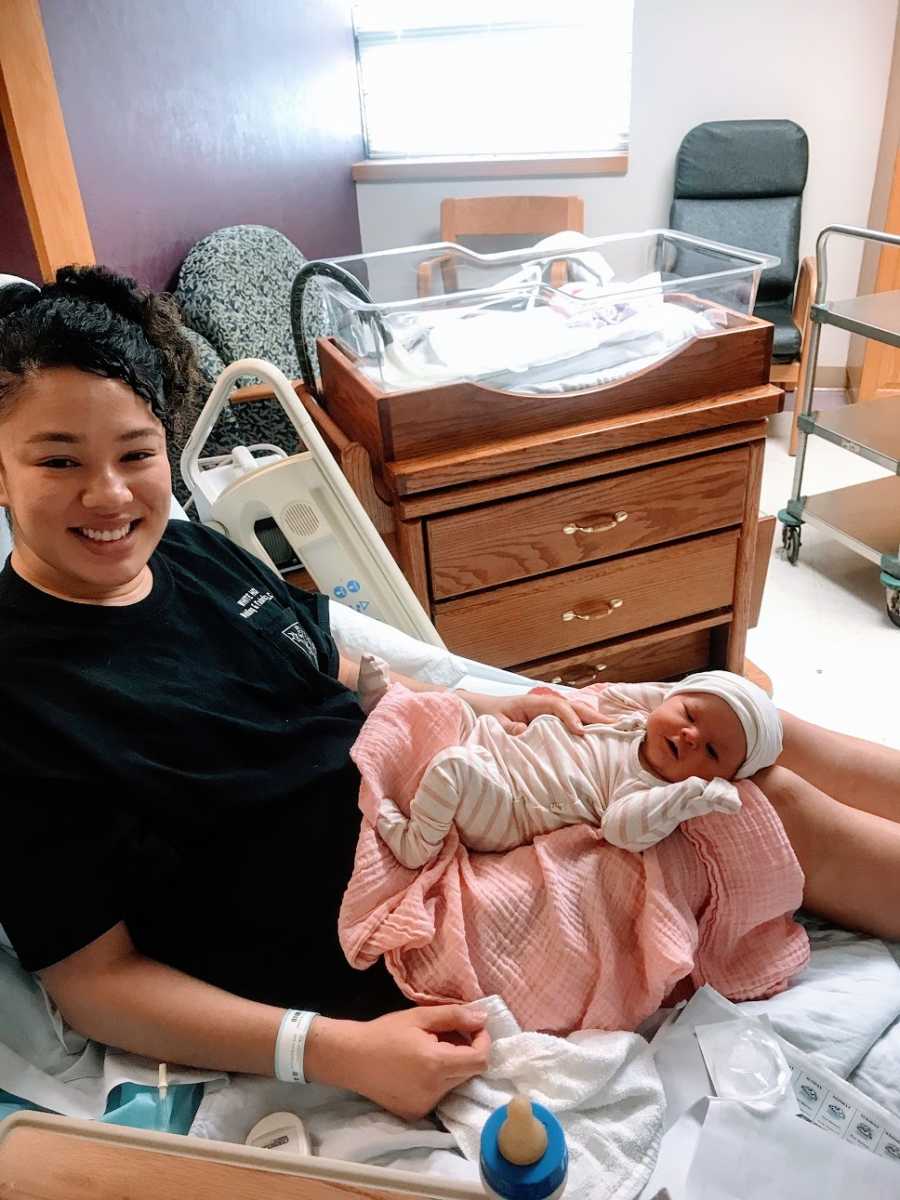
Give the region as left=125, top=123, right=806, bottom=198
left=777, top=711, right=900, bottom=823
left=756, top=765, right=900, bottom=940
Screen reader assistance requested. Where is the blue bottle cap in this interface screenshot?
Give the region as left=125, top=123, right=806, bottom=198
left=480, top=1102, right=568, bottom=1200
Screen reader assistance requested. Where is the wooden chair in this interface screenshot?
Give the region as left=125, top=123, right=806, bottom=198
left=440, top=195, right=585, bottom=243
left=417, top=194, right=585, bottom=296
left=779, top=254, right=817, bottom=455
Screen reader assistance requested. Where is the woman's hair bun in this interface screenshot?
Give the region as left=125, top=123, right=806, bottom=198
left=0, top=280, right=42, bottom=321
left=0, top=263, right=203, bottom=434
left=52, top=265, right=148, bottom=325
left=0, top=266, right=150, bottom=326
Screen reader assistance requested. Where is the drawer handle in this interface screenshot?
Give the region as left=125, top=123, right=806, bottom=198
left=562, top=598, right=624, bottom=622
left=563, top=511, right=628, bottom=536
left=551, top=664, right=608, bottom=686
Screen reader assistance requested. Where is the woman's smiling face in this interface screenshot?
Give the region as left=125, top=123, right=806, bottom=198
left=642, top=691, right=747, bottom=783
left=0, top=366, right=171, bottom=602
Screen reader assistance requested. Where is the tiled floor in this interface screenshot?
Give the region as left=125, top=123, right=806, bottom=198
left=746, top=392, right=899, bottom=749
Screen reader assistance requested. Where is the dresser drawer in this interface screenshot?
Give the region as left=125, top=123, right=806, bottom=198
left=516, top=622, right=723, bottom=687
left=428, top=447, right=748, bottom=600
left=434, top=530, right=739, bottom=667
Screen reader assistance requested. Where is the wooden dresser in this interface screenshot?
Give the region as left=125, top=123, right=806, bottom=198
left=314, top=320, right=781, bottom=687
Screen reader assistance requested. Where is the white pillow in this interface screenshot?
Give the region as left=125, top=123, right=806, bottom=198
left=328, top=600, right=464, bottom=687
left=327, top=599, right=552, bottom=696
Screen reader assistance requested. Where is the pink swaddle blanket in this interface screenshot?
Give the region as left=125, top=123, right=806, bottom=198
left=338, top=684, right=809, bottom=1033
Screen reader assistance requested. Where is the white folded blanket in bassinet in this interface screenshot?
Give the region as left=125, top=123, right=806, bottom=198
left=363, top=232, right=726, bottom=395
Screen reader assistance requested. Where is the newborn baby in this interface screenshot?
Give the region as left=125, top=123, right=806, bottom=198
left=358, top=660, right=783, bottom=868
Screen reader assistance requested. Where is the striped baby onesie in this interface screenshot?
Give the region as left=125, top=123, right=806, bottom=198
left=375, top=704, right=740, bottom=868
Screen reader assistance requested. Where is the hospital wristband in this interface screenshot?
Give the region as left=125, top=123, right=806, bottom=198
left=274, top=1008, right=318, bottom=1084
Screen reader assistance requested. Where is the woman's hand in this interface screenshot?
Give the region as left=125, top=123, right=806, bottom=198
left=457, top=687, right=608, bottom=736
left=309, top=1005, right=491, bottom=1120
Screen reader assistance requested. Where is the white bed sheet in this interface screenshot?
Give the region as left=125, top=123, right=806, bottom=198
left=189, top=928, right=900, bottom=1200
left=639, top=928, right=900, bottom=1199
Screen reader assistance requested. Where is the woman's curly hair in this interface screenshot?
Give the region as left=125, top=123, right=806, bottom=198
left=0, top=265, right=202, bottom=437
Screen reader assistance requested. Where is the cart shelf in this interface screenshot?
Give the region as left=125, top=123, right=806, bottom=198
left=783, top=225, right=900, bottom=624
left=813, top=289, right=900, bottom=348
left=799, top=475, right=900, bottom=569
left=797, top=394, right=900, bottom=474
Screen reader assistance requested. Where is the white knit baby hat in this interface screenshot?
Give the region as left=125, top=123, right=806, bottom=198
left=666, top=670, right=783, bottom=779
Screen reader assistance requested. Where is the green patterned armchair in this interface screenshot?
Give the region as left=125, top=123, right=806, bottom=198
left=172, top=224, right=309, bottom=464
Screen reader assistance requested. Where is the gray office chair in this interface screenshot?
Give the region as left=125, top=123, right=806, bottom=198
left=670, top=120, right=815, bottom=450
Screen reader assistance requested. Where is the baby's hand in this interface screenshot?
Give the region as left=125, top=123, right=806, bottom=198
left=357, top=653, right=391, bottom=715
left=609, top=713, right=646, bottom=733
left=682, top=775, right=710, bottom=800
left=701, top=777, right=742, bottom=814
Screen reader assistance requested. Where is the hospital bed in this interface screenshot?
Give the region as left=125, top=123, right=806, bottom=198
left=2, top=503, right=900, bottom=1195
left=1, top=277, right=899, bottom=1193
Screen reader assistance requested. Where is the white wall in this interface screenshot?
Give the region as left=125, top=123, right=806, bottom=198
left=356, top=0, right=898, bottom=367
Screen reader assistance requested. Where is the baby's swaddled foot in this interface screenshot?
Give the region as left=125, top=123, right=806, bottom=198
left=700, top=776, right=742, bottom=814
left=376, top=743, right=490, bottom=869
left=376, top=798, right=443, bottom=869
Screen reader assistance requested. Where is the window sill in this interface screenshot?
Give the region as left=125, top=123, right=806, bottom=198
left=352, top=152, right=628, bottom=183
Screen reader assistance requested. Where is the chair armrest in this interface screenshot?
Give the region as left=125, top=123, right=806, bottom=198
left=417, top=256, right=439, bottom=297
left=788, top=257, right=817, bottom=456
left=228, top=380, right=345, bottom=448
left=792, top=255, right=816, bottom=330
left=228, top=378, right=305, bottom=406
left=416, top=252, right=458, bottom=297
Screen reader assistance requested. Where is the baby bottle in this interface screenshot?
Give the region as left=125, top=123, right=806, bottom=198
left=480, top=1096, right=568, bottom=1200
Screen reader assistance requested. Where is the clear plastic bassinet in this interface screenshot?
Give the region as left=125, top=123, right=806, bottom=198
left=293, top=229, right=778, bottom=397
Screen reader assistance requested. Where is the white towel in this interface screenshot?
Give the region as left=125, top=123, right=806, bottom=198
left=437, top=998, right=666, bottom=1200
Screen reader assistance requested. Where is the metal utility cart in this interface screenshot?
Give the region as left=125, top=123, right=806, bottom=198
left=779, top=225, right=900, bottom=627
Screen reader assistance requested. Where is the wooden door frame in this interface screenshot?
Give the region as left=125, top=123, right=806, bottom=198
left=0, top=0, right=94, bottom=280
left=848, top=6, right=900, bottom=402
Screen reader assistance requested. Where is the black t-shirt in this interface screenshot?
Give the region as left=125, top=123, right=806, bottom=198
left=0, top=522, right=395, bottom=1015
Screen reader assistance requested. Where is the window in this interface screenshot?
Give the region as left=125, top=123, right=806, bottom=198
left=352, top=1, right=633, bottom=165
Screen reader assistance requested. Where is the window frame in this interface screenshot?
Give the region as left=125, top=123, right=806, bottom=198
left=351, top=6, right=631, bottom=181
left=351, top=153, right=628, bottom=182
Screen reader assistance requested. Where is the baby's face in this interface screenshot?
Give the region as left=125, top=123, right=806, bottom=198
left=641, top=691, right=746, bottom=783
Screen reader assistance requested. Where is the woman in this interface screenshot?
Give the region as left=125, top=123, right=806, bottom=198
left=0, top=267, right=897, bottom=1121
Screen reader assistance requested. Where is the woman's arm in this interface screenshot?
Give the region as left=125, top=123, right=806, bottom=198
left=40, top=922, right=489, bottom=1120
left=41, top=922, right=282, bottom=1075
left=338, top=654, right=603, bottom=731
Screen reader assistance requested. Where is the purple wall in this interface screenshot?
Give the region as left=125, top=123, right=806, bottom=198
left=0, top=124, right=41, bottom=282
left=39, top=0, right=364, bottom=291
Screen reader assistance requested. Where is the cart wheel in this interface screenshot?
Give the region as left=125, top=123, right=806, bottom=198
left=782, top=524, right=801, bottom=565
left=887, top=587, right=900, bottom=628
